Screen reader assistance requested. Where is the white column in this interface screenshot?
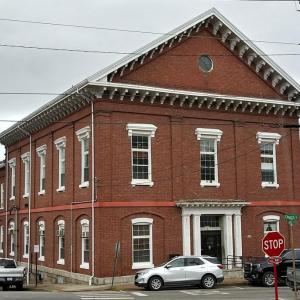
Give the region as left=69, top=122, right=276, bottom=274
left=182, top=214, right=191, bottom=255
left=223, top=214, right=233, bottom=269
left=193, top=214, right=201, bottom=256
left=234, top=214, right=243, bottom=266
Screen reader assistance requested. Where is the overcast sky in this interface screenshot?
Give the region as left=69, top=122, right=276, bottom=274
left=0, top=0, right=300, bottom=160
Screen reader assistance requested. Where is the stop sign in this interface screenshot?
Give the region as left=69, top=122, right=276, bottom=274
left=262, top=231, right=285, bottom=257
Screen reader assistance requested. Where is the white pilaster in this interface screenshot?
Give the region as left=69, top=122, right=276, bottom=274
left=193, top=214, right=201, bottom=256
left=234, top=214, right=243, bottom=259
left=223, top=214, right=233, bottom=269
left=182, top=214, right=191, bottom=255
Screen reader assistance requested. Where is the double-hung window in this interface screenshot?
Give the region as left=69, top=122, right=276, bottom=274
left=8, top=221, right=15, bottom=256
left=132, top=218, right=153, bottom=269
left=0, top=183, right=4, bottom=209
left=23, top=220, right=29, bottom=258
left=0, top=225, right=4, bottom=253
left=256, top=132, right=281, bottom=188
left=21, top=152, right=30, bottom=198
left=195, top=128, right=223, bottom=187
left=76, top=127, right=90, bottom=188
left=8, top=158, right=16, bottom=200
left=57, top=220, right=65, bottom=264
left=54, top=137, right=66, bottom=192
left=80, top=219, right=89, bottom=269
left=127, top=124, right=157, bottom=186
left=36, top=145, right=47, bottom=195
left=38, top=220, right=45, bottom=261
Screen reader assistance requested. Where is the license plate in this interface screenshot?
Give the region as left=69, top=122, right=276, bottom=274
left=7, top=278, right=13, bottom=281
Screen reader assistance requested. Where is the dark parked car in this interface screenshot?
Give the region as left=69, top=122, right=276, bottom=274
left=244, top=249, right=300, bottom=287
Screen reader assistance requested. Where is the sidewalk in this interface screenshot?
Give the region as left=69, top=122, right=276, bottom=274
left=26, top=278, right=248, bottom=292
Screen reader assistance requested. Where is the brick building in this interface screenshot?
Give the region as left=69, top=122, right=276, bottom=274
left=0, top=8, right=299, bottom=283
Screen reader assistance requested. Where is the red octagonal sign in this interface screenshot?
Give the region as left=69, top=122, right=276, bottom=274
left=262, top=231, right=285, bottom=257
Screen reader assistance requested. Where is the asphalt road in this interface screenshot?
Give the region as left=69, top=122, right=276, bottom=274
left=0, top=286, right=298, bottom=300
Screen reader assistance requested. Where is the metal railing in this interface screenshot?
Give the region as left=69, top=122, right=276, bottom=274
left=224, top=255, right=265, bottom=269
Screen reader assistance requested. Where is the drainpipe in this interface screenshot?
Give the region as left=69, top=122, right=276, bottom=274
left=90, top=100, right=95, bottom=285
left=18, top=127, right=32, bottom=286
left=5, top=147, right=9, bottom=256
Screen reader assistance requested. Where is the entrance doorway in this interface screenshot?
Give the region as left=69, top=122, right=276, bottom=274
left=201, top=230, right=222, bottom=262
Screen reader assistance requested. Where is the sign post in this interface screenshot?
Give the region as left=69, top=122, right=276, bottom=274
left=33, top=245, right=39, bottom=287
left=262, top=231, right=285, bottom=300
left=285, top=213, right=299, bottom=300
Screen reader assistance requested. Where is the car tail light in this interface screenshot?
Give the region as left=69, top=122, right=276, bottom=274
left=217, top=264, right=224, bottom=269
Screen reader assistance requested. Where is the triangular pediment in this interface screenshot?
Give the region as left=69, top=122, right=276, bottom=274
left=88, top=8, right=300, bottom=102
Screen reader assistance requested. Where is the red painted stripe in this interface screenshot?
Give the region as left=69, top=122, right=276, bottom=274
left=249, top=201, right=300, bottom=207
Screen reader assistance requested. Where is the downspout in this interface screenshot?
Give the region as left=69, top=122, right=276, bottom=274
left=89, top=100, right=95, bottom=285
left=18, top=127, right=32, bottom=286
left=5, top=147, right=9, bottom=256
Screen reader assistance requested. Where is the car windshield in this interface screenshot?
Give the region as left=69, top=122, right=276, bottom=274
left=0, top=259, right=16, bottom=268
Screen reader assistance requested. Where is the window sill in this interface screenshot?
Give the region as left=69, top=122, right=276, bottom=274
left=23, top=193, right=29, bottom=199
left=131, top=180, right=154, bottom=187
left=57, top=259, right=65, bottom=265
left=132, top=262, right=154, bottom=270
left=261, top=183, right=279, bottom=189
left=38, top=190, right=45, bottom=196
left=80, top=263, right=89, bottom=270
left=9, top=252, right=14, bottom=257
left=0, top=207, right=4, bottom=210
left=23, top=254, right=29, bottom=259
left=9, top=196, right=15, bottom=201
left=0, top=250, right=3, bottom=253
left=56, top=186, right=65, bottom=193
left=38, top=256, right=45, bottom=262
left=79, top=182, right=89, bottom=189
left=200, top=181, right=220, bottom=188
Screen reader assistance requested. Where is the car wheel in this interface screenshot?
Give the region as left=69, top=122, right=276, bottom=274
left=201, top=274, right=216, bottom=289
left=262, top=271, right=275, bottom=287
left=148, top=276, right=163, bottom=291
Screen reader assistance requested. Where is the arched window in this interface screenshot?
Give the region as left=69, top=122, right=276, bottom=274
left=8, top=221, right=15, bottom=256
left=0, top=225, right=4, bottom=253
left=80, top=219, right=89, bottom=269
left=38, top=220, right=45, bottom=261
left=56, top=220, right=65, bottom=265
left=263, top=215, right=280, bottom=233
left=23, top=220, right=29, bottom=258
left=131, top=218, right=153, bottom=269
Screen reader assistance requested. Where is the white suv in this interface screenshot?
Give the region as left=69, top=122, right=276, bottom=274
left=135, top=256, right=224, bottom=291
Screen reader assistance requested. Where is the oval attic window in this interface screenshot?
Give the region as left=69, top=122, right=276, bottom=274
left=198, top=55, right=213, bottom=72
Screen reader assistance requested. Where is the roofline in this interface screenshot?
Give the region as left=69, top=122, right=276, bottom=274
left=87, top=7, right=300, bottom=93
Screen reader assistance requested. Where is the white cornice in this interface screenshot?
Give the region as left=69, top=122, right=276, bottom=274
left=176, top=201, right=249, bottom=208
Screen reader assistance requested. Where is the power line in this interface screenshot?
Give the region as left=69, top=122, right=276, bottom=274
left=0, top=17, right=298, bottom=46
left=0, top=43, right=300, bottom=56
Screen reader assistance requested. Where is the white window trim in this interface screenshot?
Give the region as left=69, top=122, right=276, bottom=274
left=263, top=215, right=280, bottom=233
left=0, top=183, right=4, bottom=209
left=8, top=221, right=15, bottom=256
left=76, top=127, right=91, bottom=188
left=257, top=132, right=281, bottom=188
left=21, top=152, right=30, bottom=199
left=127, top=124, right=157, bottom=187
left=38, top=220, right=45, bottom=261
left=54, top=137, right=66, bottom=192
left=80, top=219, right=90, bottom=269
left=36, top=145, right=47, bottom=196
left=8, top=158, right=16, bottom=200
left=195, top=128, right=223, bottom=188
left=0, top=225, right=4, bottom=253
left=131, top=218, right=154, bottom=269
left=57, top=220, right=65, bottom=265
left=23, top=220, right=29, bottom=258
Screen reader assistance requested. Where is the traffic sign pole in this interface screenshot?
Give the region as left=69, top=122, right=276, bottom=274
left=273, top=263, right=278, bottom=300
